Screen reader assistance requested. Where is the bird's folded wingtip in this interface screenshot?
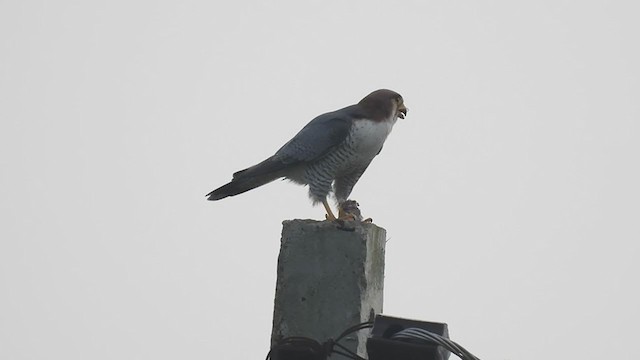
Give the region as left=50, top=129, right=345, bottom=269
left=205, top=190, right=223, bottom=201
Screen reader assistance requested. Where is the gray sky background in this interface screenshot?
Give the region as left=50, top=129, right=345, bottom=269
left=1, top=1, right=639, bottom=359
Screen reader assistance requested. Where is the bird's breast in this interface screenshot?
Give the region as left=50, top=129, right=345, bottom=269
left=346, top=118, right=394, bottom=161
left=302, top=118, right=395, bottom=186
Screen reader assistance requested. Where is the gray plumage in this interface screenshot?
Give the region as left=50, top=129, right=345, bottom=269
left=206, top=89, right=407, bottom=215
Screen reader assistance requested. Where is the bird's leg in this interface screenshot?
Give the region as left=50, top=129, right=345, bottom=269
left=322, top=199, right=337, bottom=221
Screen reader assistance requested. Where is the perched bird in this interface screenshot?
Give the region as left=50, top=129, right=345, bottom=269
left=206, top=89, right=407, bottom=220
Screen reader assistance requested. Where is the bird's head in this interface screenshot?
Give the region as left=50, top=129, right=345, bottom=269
left=359, top=89, right=408, bottom=121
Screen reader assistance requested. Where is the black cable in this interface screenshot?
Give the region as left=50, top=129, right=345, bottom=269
left=266, top=321, right=374, bottom=360
left=335, top=321, right=374, bottom=342
left=391, top=327, right=481, bottom=360
left=266, top=321, right=481, bottom=360
left=332, top=341, right=366, bottom=360
left=265, top=336, right=325, bottom=360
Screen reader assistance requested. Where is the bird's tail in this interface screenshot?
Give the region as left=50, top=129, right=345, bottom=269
left=206, top=156, right=289, bottom=201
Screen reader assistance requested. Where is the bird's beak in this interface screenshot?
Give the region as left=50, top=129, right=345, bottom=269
left=398, top=104, right=408, bottom=119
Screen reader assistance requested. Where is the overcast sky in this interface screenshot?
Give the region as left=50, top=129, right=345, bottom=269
left=1, top=1, right=639, bottom=359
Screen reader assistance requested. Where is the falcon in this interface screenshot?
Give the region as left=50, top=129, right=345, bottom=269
left=206, top=89, right=407, bottom=220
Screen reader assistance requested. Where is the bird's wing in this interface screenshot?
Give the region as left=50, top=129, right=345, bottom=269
left=274, top=108, right=355, bottom=164
left=227, top=107, right=355, bottom=183
left=208, top=107, right=356, bottom=200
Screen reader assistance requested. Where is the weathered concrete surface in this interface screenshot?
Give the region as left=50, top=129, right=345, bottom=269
left=271, top=219, right=386, bottom=358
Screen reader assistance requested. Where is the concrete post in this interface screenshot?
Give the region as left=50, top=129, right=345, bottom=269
left=271, top=219, right=386, bottom=358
